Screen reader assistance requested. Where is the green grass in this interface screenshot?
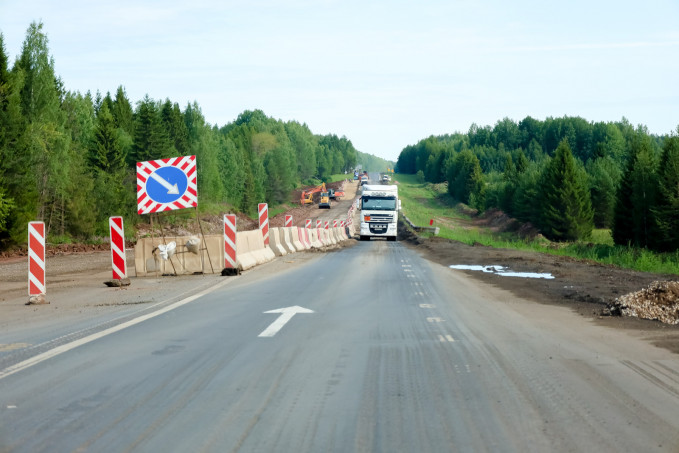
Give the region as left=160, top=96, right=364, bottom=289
left=394, top=174, right=679, bottom=275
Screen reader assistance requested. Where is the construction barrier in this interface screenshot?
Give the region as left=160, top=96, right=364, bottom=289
left=224, top=214, right=237, bottom=270
left=236, top=232, right=257, bottom=271
left=268, top=227, right=288, bottom=256
left=258, top=203, right=269, bottom=246
left=286, top=227, right=305, bottom=252
left=297, top=227, right=311, bottom=249
left=109, top=216, right=128, bottom=280
left=305, top=219, right=312, bottom=229
left=134, top=234, right=223, bottom=276
left=309, top=228, right=322, bottom=248
left=285, top=215, right=293, bottom=228
left=246, top=229, right=275, bottom=265
left=28, top=221, right=46, bottom=297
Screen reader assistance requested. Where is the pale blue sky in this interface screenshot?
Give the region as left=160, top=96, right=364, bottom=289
left=1, top=0, right=678, bottom=161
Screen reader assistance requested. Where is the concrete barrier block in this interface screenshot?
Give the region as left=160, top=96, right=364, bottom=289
left=269, top=228, right=288, bottom=256
left=236, top=232, right=257, bottom=270
left=134, top=235, right=224, bottom=276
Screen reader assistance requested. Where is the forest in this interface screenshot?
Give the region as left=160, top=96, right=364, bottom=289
left=0, top=22, right=392, bottom=249
left=396, top=116, right=679, bottom=252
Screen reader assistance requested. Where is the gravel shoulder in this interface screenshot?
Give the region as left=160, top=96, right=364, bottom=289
left=400, top=229, right=679, bottom=354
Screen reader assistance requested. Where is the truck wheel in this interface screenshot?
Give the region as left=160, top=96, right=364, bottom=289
left=388, top=236, right=396, bottom=242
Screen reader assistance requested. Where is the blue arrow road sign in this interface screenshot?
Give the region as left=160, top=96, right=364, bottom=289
left=146, top=166, right=189, bottom=204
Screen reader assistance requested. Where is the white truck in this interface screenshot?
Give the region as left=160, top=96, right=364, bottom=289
left=359, top=184, right=400, bottom=241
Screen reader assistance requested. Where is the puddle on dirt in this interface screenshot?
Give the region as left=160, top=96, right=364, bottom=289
left=449, top=264, right=555, bottom=280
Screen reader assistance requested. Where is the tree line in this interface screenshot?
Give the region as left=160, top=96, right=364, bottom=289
left=0, top=22, right=364, bottom=248
left=396, top=116, right=679, bottom=252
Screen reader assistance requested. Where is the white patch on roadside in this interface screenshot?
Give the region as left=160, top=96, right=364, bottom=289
left=449, top=264, right=555, bottom=280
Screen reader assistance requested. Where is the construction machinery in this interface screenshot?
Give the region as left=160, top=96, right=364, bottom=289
left=319, top=189, right=331, bottom=209
left=300, top=183, right=325, bottom=205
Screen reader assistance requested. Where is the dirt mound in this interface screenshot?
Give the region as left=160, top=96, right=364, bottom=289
left=607, top=281, right=679, bottom=324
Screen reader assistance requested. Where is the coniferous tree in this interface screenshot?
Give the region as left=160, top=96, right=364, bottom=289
left=90, top=103, right=125, bottom=171
left=540, top=139, right=593, bottom=241
left=653, top=136, right=679, bottom=251
left=587, top=156, right=621, bottom=228
left=612, top=136, right=657, bottom=247
left=131, top=95, right=169, bottom=162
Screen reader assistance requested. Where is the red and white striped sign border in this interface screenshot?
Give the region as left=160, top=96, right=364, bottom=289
left=224, top=215, right=237, bottom=269
left=136, top=155, right=197, bottom=214
left=258, top=203, right=269, bottom=246
left=325, top=221, right=329, bottom=230
left=316, top=220, right=322, bottom=229
left=305, top=219, right=311, bottom=229
left=333, top=220, right=338, bottom=228
left=285, top=215, right=293, bottom=228
left=340, top=221, right=345, bottom=227
left=28, top=221, right=45, bottom=296
left=109, top=217, right=127, bottom=279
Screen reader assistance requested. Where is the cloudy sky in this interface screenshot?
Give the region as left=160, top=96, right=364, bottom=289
left=1, top=0, right=678, bottom=161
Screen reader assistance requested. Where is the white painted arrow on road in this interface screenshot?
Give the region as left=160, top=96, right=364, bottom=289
left=149, top=171, right=180, bottom=194
left=258, top=306, right=314, bottom=337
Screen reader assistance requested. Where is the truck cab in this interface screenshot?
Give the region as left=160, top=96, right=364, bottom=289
left=359, top=184, right=400, bottom=241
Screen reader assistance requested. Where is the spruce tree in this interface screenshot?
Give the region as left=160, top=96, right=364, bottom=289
left=612, top=136, right=657, bottom=248
left=653, top=136, right=679, bottom=251
left=132, top=95, right=169, bottom=162
left=540, top=139, right=593, bottom=241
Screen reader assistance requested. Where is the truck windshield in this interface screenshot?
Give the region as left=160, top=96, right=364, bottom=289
left=362, top=197, right=397, bottom=211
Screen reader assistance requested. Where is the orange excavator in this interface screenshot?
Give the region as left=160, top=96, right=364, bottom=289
left=300, top=182, right=326, bottom=205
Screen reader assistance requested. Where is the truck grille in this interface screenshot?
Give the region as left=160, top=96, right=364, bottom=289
left=368, top=214, right=393, bottom=222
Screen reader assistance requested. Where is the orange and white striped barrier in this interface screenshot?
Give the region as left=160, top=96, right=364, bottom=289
left=109, top=216, right=127, bottom=280
left=28, top=221, right=46, bottom=297
left=224, top=214, right=237, bottom=270
left=258, top=203, right=269, bottom=246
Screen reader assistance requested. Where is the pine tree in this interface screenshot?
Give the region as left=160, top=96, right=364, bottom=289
left=540, top=139, right=593, bottom=241
left=653, top=136, right=679, bottom=251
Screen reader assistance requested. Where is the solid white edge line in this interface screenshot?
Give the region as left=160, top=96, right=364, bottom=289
left=0, top=278, right=232, bottom=381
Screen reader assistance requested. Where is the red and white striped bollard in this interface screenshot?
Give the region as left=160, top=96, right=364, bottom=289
left=28, top=221, right=46, bottom=304
left=109, top=216, right=127, bottom=280
left=258, top=203, right=269, bottom=246
left=224, top=214, right=237, bottom=270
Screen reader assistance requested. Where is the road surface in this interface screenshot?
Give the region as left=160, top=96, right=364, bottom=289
left=1, top=240, right=678, bottom=452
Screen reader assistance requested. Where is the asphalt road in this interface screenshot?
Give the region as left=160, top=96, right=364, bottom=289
left=1, top=240, right=679, bottom=452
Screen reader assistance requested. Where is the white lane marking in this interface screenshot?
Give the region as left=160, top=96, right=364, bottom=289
left=7, top=405, right=17, bottom=409
left=427, top=317, right=445, bottom=323
left=438, top=335, right=455, bottom=342
left=0, top=278, right=232, bottom=381
left=258, top=306, right=314, bottom=338
left=419, top=304, right=435, bottom=308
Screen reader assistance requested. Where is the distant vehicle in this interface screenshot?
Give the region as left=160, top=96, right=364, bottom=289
left=360, top=175, right=369, bottom=186
left=382, top=174, right=390, bottom=182
left=359, top=184, right=400, bottom=241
